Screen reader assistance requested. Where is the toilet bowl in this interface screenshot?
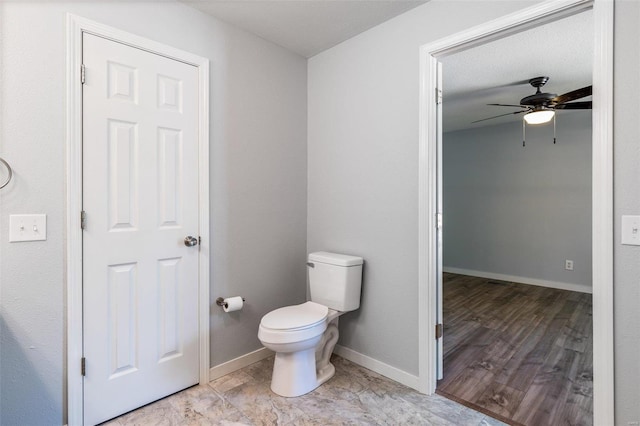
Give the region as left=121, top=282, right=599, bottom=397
left=258, top=302, right=331, bottom=397
left=258, top=252, right=363, bottom=397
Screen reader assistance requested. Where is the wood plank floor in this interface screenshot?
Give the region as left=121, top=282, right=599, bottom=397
left=437, top=273, right=593, bottom=426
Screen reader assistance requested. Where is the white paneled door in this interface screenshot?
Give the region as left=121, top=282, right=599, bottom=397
left=82, top=33, right=200, bottom=425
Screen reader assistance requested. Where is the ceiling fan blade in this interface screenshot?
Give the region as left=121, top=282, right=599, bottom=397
left=555, top=101, right=592, bottom=110
left=552, top=85, right=592, bottom=104
left=471, top=110, right=527, bottom=124
left=446, top=80, right=530, bottom=102
left=488, top=103, right=527, bottom=108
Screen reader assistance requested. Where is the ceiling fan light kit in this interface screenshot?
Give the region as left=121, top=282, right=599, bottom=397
left=474, top=76, right=592, bottom=147
left=523, top=109, right=555, bottom=125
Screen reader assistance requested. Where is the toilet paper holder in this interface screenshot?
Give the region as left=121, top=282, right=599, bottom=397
left=216, top=297, right=246, bottom=309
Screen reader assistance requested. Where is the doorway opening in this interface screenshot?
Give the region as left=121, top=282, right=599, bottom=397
left=417, top=1, right=613, bottom=425
left=434, top=10, right=594, bottom=425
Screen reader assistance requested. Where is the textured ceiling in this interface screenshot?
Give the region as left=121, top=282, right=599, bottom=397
left=442, top=10, right=594, bottom=132
left=181, top=0, right=427, bottom=58
left=181, top=1, right=592, bottom=131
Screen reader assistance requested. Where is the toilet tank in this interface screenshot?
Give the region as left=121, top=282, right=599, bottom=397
left=308, top=252, right=363, bottom=312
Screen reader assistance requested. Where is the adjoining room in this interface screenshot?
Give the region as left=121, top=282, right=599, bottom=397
left=437, top=11, right=593, bottom=425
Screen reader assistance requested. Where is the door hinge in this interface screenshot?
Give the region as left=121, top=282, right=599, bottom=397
left=81, top=357, right=86, bottom=376
left=436, top=213, right=443, bottom=229
left=81, top=210, right=87, bottom=230
left=435, top=323, right=443, bottom=339
left=81, top=64, right=86, bottom=84
left=435, top=87, right=442, bottom=105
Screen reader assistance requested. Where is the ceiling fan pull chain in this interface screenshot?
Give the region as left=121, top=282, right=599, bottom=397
left=522, top=119, right=526, bottom=147
left=553, top=113, right=557, bottom=144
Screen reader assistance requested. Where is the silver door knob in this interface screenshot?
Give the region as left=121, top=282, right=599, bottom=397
left=184, top=236, right=198, bottom=247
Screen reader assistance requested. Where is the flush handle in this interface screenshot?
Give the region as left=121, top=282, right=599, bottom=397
left=306, top=262, right=315, bottom=268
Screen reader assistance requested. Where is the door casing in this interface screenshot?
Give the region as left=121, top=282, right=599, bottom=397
left=66, top=14, right=210, bottom=425
left=417, top=1, right=614, bottom=425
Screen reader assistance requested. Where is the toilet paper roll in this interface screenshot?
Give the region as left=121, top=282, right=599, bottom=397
left=223, top=296, right=244, bottom=313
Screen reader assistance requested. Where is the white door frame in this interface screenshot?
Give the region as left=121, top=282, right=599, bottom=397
left=417, top=0, right=614, bottom=425
left=66, top=14, right=210, bottom=425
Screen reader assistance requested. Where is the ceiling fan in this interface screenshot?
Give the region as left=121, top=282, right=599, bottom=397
left=473, top=76, right=592, bottom=125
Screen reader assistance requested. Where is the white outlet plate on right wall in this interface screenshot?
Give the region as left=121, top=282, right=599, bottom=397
left=621, top=215, right=640, bottom=246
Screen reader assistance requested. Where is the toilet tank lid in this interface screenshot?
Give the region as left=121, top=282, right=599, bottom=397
left=308, top=251, right=363, bottom=267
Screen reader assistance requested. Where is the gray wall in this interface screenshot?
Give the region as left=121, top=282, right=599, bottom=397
left=443, top=112, right=592, bottom=290
left=308, top=0, right=540, bottom=376
left=308, top=1, right=639, bottom=423
left=0, top=1, right=307, bottom=424
left=613, top=1, right=640, bottom=424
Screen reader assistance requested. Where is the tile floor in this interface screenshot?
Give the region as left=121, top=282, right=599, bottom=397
left=104, top=355, right=505, bottom=425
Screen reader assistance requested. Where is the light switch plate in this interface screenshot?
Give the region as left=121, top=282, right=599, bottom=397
left=9, top=214, right=47, bottom=242
left=621, top=215, right=640, bottom=246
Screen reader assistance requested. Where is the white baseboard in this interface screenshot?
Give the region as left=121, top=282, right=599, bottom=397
left=209, top=344, right=419, bottom=392
left=209, top=347, right=273, bottom=381
left=333, top=345, right=420, bottom=390
left=443, top=267, right=592, bottom=294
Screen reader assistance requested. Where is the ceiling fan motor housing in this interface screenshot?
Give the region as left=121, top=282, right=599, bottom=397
left=520, top=76, right=556, bottom=107
left=520, top=92, right=557, bottom=107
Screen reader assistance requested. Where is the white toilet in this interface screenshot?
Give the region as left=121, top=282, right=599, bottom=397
left=258, top=251, right=363, bottom=397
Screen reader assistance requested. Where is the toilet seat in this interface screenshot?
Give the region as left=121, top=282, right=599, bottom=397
left=258, top=302, right=328, bottom=344
left=262, top=301, right=328, bottom=330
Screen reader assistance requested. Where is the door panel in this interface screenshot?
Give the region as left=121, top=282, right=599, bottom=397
left=82, top=33, right=199, bottom=425
left=436, top=61, right=444, bottom=381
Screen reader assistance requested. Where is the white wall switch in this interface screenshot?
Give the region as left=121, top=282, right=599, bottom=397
left=9, top=214, right=47, bottom=242
left=622, top=215, right=640, bottom=246
left=565, top=260, right=574, bottom=271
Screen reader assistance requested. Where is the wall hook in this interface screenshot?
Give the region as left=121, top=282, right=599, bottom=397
left=0, top=157, right=12, bottom=189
